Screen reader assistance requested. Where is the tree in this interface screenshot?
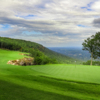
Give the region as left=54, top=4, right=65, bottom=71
left=82, top=35, right=96, bottom=65
left=93, top=32, right=100, bottom=57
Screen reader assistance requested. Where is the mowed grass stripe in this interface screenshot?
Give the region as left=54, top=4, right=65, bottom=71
left=32, top=64, right=100, bottom=84
left=0, top=74, right=100, bottom=100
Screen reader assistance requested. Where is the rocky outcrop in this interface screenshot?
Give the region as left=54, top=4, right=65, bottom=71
left=7, top=57, right=34, bottom=66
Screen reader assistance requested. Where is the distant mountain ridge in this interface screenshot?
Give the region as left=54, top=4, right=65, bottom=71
left=48, top=47, right=90, bottom=61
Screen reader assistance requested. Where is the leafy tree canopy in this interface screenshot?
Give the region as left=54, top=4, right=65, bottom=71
left=82, top=32, right=100, bottom=65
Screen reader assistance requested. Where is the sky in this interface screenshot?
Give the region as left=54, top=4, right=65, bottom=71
left=0, top=0, right=100, bottom=47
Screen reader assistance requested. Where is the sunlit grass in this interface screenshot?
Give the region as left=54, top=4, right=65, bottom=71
left=32, top=64, right=100, bottom=84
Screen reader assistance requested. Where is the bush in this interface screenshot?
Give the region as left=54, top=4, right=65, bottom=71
left=83, top=60, right=100, bottom=66
left=30, top=49, right=58, bottom=65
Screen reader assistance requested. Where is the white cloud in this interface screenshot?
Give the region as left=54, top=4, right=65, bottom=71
left=0, top=0, right=99, bottom=47
left=91, top=0, right=100, bottom=11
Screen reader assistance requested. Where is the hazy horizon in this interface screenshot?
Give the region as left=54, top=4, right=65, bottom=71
left=47, top=46, right=82, bottom=48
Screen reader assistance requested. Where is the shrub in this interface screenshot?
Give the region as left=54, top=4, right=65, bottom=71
left=83, top=60, right=100, bottom=66
left=30, top=49, right=58, bottom=65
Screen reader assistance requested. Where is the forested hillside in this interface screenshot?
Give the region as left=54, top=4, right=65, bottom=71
left=0, top=37, right=80, bottom=64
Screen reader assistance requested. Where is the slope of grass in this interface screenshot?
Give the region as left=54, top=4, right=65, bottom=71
left=0, top=49, right=25, bottom=66
left=0, top=49, right=100, bottom=100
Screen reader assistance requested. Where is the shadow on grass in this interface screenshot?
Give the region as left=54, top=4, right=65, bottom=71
left=40, top=75, right=100, bottom=85
left=0, top=80, right=80, bottom=100
left=6, top=75, right=100, bottom=97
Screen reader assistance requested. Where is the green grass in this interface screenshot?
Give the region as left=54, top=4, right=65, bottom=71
left=0, top=49, right=100, bottom=100
left=32, top=64, right=100, bottom=84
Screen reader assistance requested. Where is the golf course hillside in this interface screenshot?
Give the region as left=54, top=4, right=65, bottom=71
left=0, top=36, right=80, bottom=64
left=1, top=49, right=100, bottom=100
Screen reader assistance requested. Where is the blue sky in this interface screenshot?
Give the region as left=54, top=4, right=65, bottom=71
left=0, top=0, right=100, bottom=47
left=0, top=24, right=12, bottom=31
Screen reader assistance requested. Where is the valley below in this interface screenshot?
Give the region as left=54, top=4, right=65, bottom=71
left=48, top=47, right=91, bottom=61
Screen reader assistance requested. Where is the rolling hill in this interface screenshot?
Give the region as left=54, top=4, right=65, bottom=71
left=0, top=36, right=80, bottom=64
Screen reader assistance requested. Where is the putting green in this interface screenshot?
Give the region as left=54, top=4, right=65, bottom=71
left=32, top=64, right=100, bottom=84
